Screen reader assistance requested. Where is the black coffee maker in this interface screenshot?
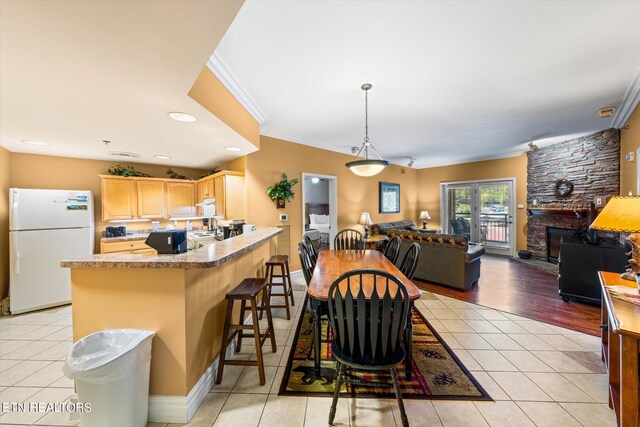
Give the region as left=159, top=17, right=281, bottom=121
left=222, top=221, right=245, bottom=239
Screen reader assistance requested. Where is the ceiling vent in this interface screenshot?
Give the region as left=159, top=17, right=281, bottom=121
left=108, top=151, right=141, bottom=159
left=598, top=107, right=615, bottom=118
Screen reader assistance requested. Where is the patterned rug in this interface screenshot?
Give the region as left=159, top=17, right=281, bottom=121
left=278, top=301, right=492, bottom=400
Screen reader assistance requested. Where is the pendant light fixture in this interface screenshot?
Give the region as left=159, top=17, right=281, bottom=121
left=345, top=83, right=389, bottom=177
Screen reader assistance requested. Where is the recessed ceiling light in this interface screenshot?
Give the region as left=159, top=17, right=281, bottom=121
left=225, top=146, right=242, bottom=152
left=311, top=177, right=320, bottom=184
left=154, top=155, right=172, bottom=160
left=108, top=151, right=141, bottom=158
left=22, top=139, right=50, bottom=146
left=168, top=112, right=196, bottom=122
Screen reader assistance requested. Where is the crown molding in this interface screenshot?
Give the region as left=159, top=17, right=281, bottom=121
left=612, top=66, right=640, bottom=129
left=206, top=51, right=268, bottom=124
left=416, top=150, right=524, bottom=169
left=260, top=126, right=315, bottom=146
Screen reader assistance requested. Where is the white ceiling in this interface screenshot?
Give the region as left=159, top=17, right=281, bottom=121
left=215, top=0, right=640, bottom=168
left=0, top=0, right=254, bottom=169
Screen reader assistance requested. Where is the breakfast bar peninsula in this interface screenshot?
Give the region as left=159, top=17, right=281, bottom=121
left=61, top=227, right=282, bottom=423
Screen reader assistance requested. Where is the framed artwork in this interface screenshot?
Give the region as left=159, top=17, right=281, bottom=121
left=379, top=182, right=400, bottom=214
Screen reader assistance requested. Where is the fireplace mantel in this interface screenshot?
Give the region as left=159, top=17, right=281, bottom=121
left=527, top=207, right=588, bottom=218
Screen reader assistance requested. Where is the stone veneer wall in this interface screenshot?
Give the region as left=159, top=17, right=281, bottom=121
left=526, top=129, right=620, bottom=259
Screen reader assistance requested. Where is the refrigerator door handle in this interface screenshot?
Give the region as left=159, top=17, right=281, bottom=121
left=12, top=232, right=19, bottom=274
left=11, top=189, right=18, bottom=230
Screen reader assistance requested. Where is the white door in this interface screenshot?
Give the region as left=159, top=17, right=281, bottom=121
left=10, top=189, right=93, bottom=230
left=477, top=181, right=515, bottom=256
left=442, top=179, right=516, bottom=256
left=9, top=227, right=93, bottom=314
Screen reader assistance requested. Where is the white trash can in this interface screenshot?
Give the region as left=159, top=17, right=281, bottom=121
left=63, top=329, right=155, bottom=427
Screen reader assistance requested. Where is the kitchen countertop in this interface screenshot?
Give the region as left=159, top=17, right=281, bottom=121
left=63, top=227, right=282, bottom=269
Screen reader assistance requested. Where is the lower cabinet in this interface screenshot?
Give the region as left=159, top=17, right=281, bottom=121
left=101, top=239, right=157, bottom=255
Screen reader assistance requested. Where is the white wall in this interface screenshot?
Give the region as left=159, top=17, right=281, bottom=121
left=303, top=178, right=329, bottom=204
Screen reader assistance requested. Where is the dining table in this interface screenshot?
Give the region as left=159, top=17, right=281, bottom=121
left=307, top=249, right=422, bottom=379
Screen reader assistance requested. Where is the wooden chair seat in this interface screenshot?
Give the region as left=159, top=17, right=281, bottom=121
left=266, top=255, right=289, bottom=265
left=226, top=278, right=268, bottom=300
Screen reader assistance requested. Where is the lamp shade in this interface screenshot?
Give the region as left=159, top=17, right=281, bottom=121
left=358, top=212, right=373, bottom=226
left=590, top=196, right=640, bottom=233
left=346, top=159, right=389, bottom=177
left=419, top=210, right=431, bottom=221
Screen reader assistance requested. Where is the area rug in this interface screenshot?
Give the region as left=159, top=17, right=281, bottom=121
left=278, top=302, right=492, bottom=400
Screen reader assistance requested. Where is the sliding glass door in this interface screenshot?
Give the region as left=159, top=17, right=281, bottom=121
left=442, top=179, right=515, bottom=256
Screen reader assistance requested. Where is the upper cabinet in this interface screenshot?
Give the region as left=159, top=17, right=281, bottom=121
left=136, top=179, right=166, bottom=219
left=197, top=179, right=214, bottom=201
left=166, top=182, right=196, bottom=218
left=102, top=177, right=137, bottom=221
left=216, top=173, right=245, bottom=220
left=100, top=171, right=243, bottom=222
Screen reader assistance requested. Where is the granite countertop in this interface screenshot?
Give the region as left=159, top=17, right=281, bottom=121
left=63, top=228, right=282, bottom=269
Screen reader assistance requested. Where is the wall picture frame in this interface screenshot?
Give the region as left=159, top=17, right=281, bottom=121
left=379, top=181, right=400, bottom=214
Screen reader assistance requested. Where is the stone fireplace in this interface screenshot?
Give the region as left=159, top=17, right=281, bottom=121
left=526, top=129, right=620, bottom=261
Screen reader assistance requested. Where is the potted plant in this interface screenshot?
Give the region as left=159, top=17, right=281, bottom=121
left=266, top=173, right=299, bottom=209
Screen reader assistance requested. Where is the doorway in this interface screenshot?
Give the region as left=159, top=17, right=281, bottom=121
left=440, top=178, right=516, bottom=257
left=301, top=173, right=338, bottom=250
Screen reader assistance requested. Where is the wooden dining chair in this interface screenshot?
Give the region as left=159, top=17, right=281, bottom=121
left=327, top=269, right=410, bottom=427
left=398, top=242, right=421, bottom=281
left=298, top=242, right=315, bottom=286
left=334, top=229, right=365, bottom=250
left=298, top=242, right=330, bottom=359
left=383, top=236, right=402, bottom=264
left=303, top=235, right=318, bottom=265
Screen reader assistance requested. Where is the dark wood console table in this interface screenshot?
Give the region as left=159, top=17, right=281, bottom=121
left=599, top=271, right=640, bottom=426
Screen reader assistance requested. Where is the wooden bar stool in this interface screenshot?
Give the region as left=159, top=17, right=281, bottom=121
left=216, top=278, right=276, bottom=386
left=260, top=255, right=295, bottom=320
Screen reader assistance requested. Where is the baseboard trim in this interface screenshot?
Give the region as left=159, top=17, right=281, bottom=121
left=148, top=317, right=248, bottom=423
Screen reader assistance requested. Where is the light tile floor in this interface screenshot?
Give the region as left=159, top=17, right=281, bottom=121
left=0, top=275, right=616, bottom=427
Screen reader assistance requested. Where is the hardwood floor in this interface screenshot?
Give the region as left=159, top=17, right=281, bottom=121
left=414, top=255, right=601, bottom=336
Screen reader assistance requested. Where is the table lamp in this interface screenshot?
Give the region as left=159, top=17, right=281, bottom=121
left=419, top=210, right=431, bottom=229
left=590, top=196, right=640, bottom=283
left=359, top=212, right=373, bottom=238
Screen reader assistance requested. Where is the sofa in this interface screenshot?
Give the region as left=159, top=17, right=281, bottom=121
left=371, top=220, right=485, bottom=290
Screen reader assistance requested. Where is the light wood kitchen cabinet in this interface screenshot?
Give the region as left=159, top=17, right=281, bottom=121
left=101, top=177, right=137, bottom=221
left=100, top=171, right=243, bottom=222
left=198, top=178, right=214, bottom=200
left=166, top=182, right=196, bottom=217
left=101, top=239, right=157, bottom=255
left=136, top=179, right=166, bottom=219
left=214, top=173, right=245, bottom=220
left=196, top=178, right=215, bottom=216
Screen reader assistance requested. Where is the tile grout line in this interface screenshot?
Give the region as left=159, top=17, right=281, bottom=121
left=208, top=392, right=230, bottom=427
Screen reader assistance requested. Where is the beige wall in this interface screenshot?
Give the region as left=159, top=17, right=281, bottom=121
left=0, top=147, right=10, bottom=299
left=8, top=152, right=206, bottom=254
left=417, top=154, right=529, bottom=251
left=237, top=136, right=420, bottom=270
left=219, top=137, right=530, bottom=266
left=189, top=67, right=260, bottom=149
left=620, top=104, right=640, bottom=195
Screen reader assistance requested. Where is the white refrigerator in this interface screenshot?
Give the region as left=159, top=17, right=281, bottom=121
left=9, top=188, right=94, bottom=314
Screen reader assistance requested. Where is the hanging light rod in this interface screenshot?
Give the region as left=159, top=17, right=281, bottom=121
left=346, top=83, right=389, bottom=177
